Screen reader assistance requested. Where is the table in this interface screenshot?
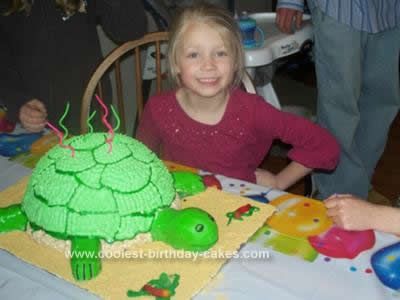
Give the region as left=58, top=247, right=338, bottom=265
left=244, top=13, right=313, bottom=110
left=0, top=149, right=399, bottom=299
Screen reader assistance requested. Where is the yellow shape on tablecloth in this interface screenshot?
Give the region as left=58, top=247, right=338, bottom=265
left=267, top=193, right=332, bottom=238
left=30, top=132, right=59, bottom=155
left=0, top=176, right=275, bottom=299
left=164, top=160, right=199, bottom=173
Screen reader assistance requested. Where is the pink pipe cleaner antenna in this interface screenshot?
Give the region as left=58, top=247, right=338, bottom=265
left=95, top=94, right=114, bottom=152
left=46, top=121, right=75, bottom=157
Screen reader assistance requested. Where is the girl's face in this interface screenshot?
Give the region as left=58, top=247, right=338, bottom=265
left=176, top=22, right=234, bottom=100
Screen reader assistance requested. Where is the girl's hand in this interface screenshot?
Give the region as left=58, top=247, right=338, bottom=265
left=19, top=99, right=47, bottom=132
left=255, top=169, right=278, bottom=189
left=324, top=194, right=376, bottom=231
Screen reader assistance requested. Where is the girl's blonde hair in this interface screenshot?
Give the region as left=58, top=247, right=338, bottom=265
left=167, top=3, right=245, bottom=88
left=3, top=0, right=83, bottom=16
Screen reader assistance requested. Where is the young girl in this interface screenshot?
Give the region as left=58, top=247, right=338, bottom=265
left=136, top=3, right=340, bottom=190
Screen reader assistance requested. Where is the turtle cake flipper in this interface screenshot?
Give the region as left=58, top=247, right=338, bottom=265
left=0, top=206, right=102, bottom=281
left=0, top=204, right=28, bottom=232
left=71, top=237, right=101, bottom=281
left=171, top=171, right=205, bottom=198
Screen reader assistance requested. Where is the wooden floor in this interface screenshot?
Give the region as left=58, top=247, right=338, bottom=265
left=260, top=62, right=400, bottom=206
left=371, top=112, right=400, bottom=204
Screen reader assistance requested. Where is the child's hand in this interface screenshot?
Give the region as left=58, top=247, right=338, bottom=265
left=255, top=169, right=278, bottom=189
left=19, top=99, right=47, bottom=132
left=324, top=194, right=376, bottom=231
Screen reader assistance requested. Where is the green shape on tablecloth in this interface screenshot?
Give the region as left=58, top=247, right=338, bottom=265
left=249, top=224, right=271, bottom=241
left=264, top=228, right=318, bottom=262
left=127, top=272, right=180, bottom=299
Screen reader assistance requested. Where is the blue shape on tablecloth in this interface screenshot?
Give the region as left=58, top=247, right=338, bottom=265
left=245, top=192, right=270, bottom=203
left=0, top=133, right=43, bottom=157
left=371, top=241, right=400, bottom=290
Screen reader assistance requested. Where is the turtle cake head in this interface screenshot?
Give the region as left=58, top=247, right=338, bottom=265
left=152, top=207, right=218, bottom=252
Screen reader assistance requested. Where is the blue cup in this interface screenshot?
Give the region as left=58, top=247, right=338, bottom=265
left=238, top=14, right=264, bottom=49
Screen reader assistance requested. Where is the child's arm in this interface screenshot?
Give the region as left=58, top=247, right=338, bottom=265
left=325, top=194, right=400, bottom=235
left=256, top=161, right=311, bottom=190
left=253, top=97, right=340, bottom=172
left=274, top=161, right=311, bottom=190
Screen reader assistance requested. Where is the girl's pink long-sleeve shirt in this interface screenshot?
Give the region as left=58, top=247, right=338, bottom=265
left=137, top=88, right=339, bottom=183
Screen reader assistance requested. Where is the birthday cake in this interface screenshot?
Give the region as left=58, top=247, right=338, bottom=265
left=0, top=100, right=276, bottom=298
left=0, top=130, right=220, bottom=281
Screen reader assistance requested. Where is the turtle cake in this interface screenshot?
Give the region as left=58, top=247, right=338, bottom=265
left=0, top=131, right=218, bottom=281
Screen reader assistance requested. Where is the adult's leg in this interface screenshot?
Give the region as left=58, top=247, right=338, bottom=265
left=355, top=28, right=400, bottom=182
left=310, top=7, right=369, bottom=199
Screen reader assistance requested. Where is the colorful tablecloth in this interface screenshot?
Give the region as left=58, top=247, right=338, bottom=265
left=195, top=173, right=400, bottom=300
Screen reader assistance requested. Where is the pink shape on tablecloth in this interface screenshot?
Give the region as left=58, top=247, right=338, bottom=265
left=308, top=226, right=375, bottom=259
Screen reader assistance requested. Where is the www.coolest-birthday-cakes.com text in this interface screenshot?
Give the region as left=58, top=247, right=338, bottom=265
left=65, top=249, right=270, bottom=262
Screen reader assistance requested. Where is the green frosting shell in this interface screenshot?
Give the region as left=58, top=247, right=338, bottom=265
left=21, top=133, right=175, bottom=242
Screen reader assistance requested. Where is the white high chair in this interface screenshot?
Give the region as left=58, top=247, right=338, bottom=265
left=244, top=13, right=313, bottom=110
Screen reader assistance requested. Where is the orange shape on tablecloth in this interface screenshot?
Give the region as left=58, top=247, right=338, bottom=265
left=267, top=193, right=332, bottom=238
left=30, top=133, right=59, bottom=155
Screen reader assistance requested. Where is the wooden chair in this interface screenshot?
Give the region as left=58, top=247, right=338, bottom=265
left=81, top=31, right=256, bottom=134
left=241, top=70, right=256, bottom=94
left=81, top=31, right=169, bottom=134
